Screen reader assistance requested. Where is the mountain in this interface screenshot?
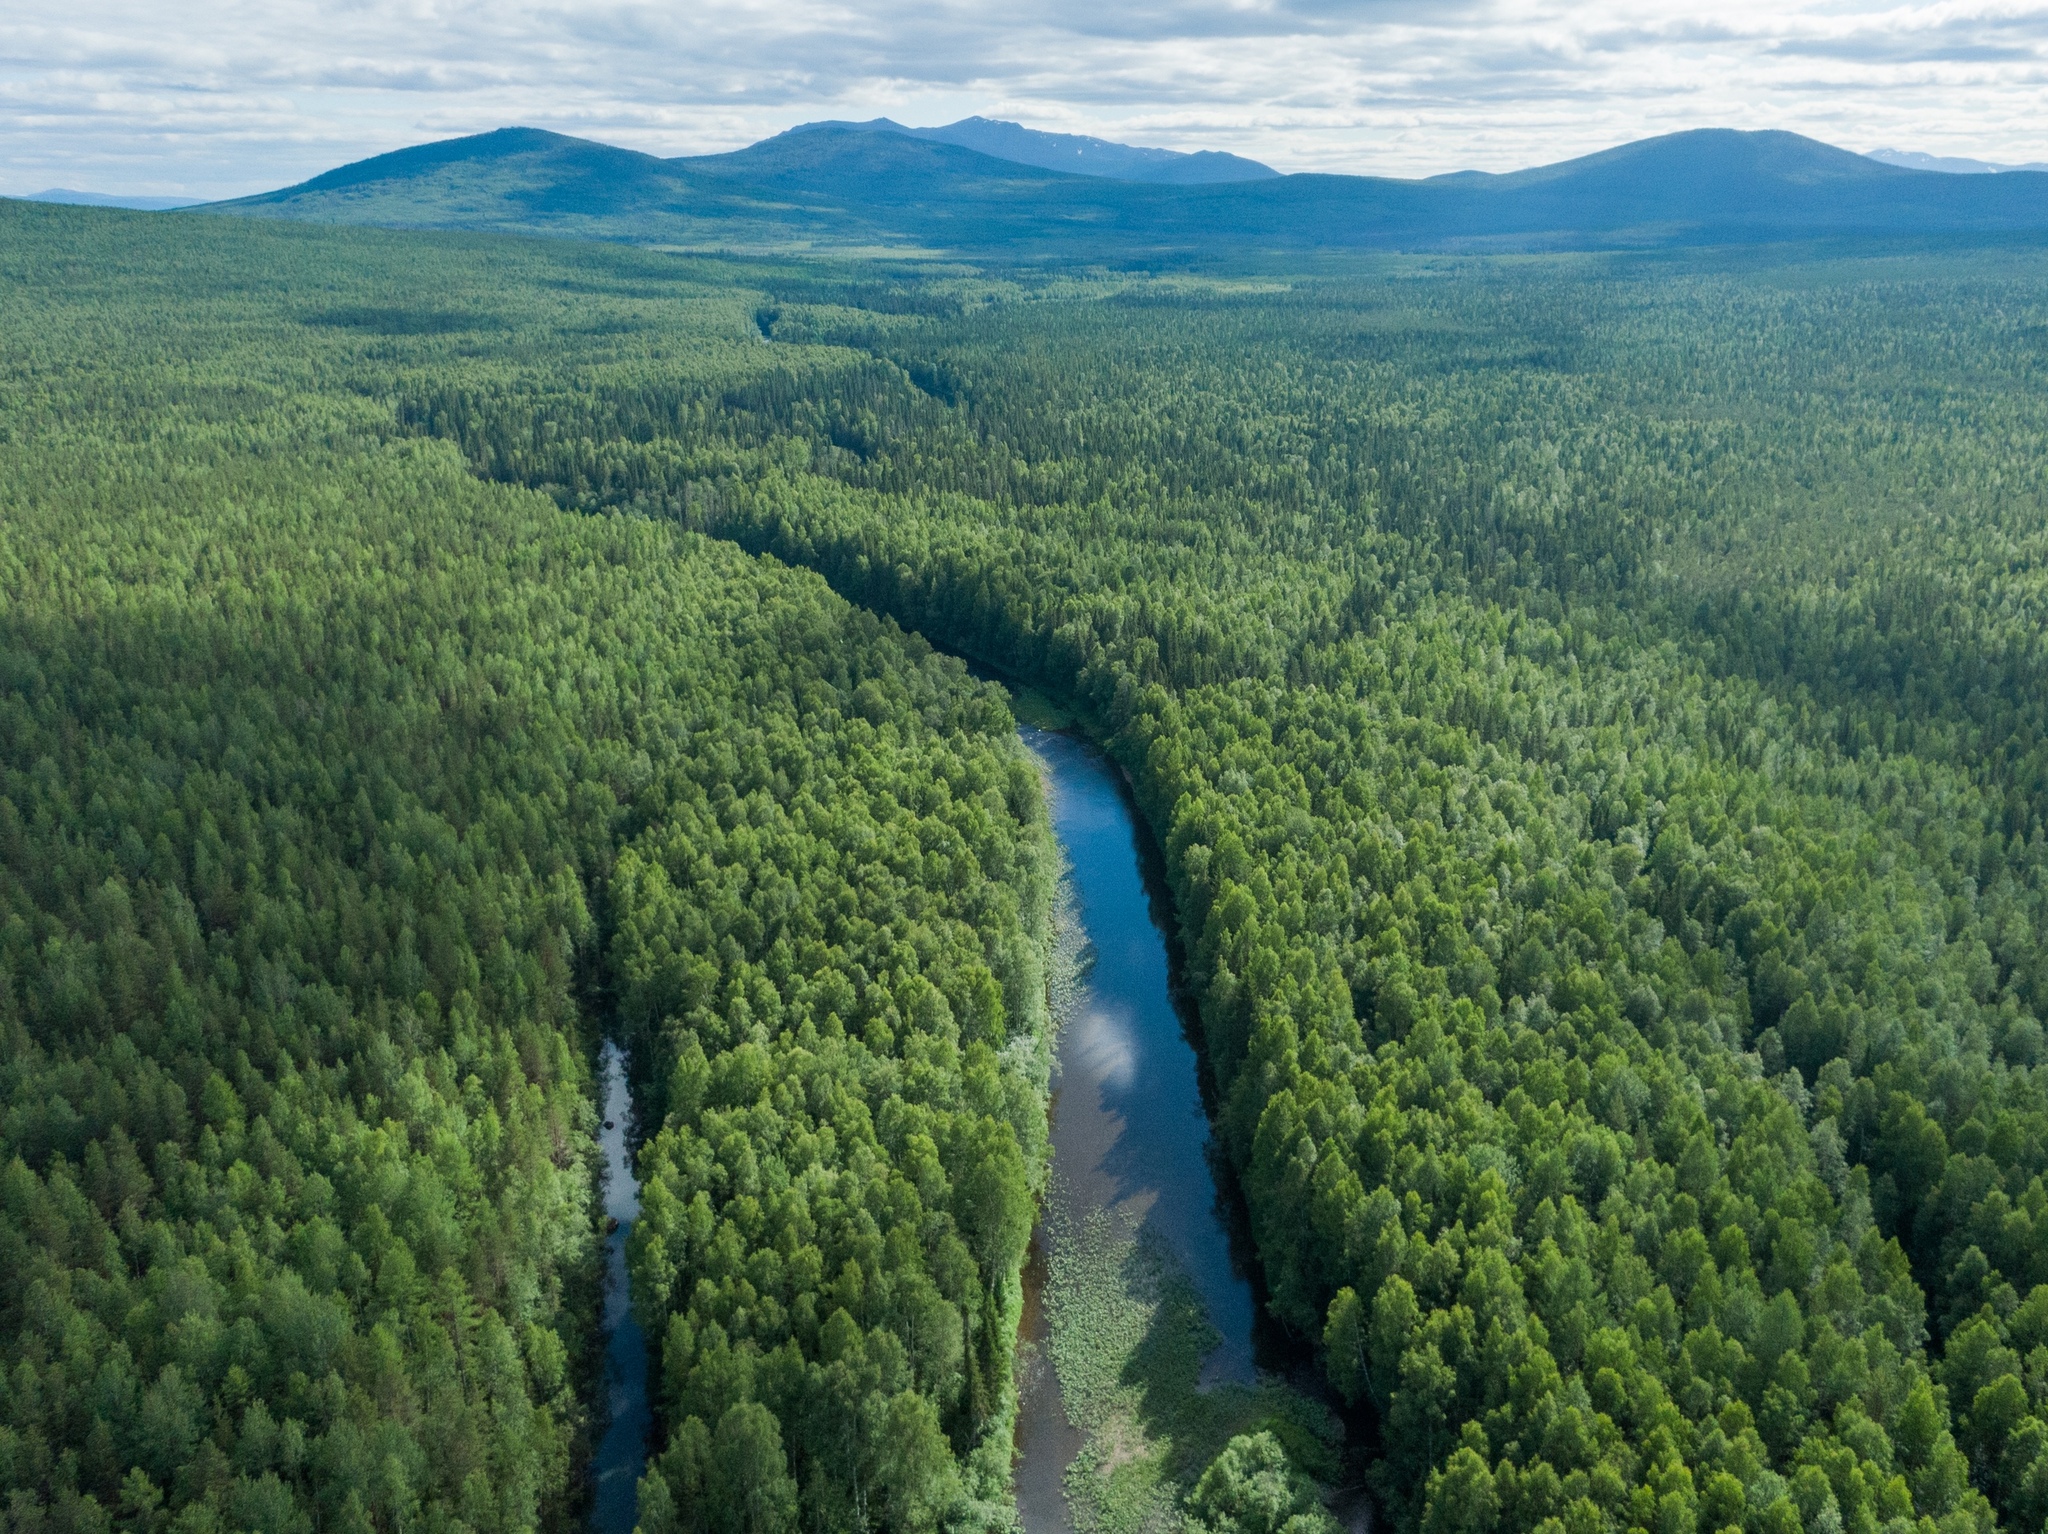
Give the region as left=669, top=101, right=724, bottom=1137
left=213, top=126, right=1077, bottom=250
left=1867, top=148, right=2048, bottom=175
left=1392, top=129, right=2021, bottom=242
left=782, top=116, right=1278, bottom=183
left=208, top=123, right=2048, bottom=258
left=16, top=188, right=198, bottom=210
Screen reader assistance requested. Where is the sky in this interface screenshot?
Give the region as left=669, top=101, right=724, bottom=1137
left=3, top=0, right=2045, bottom=198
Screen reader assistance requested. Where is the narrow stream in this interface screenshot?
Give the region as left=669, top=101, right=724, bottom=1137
left=591, top=1042, right=651, bottom=1534
left=1013, top=724, right=1267, bottom=1534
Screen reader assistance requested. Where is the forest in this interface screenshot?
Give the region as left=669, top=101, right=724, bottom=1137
left=5, top=195, right=2048, bottom=1534
left=0, top=206, right=1052, bottom=1534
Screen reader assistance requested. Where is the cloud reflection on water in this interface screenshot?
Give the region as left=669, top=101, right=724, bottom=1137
left=1028, top=724, right=1258, bottom=1387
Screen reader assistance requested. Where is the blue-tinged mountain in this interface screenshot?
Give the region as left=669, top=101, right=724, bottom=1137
left=208, top=123, right=2048, bottom=257
left=783, top=115, right=1279, bottom=183
left=1390, top=129, right=2048, bottom=246
left=209, top=126, right=1073, bottom=250
left=15, top=188, right=198, bottom=210
left=1868, top=148, right=2048, bottom=175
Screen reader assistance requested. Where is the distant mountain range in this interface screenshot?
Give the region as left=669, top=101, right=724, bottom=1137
left=19, top=188, right=198, bottom=210
left=1875, top=147, right=2048, bottom=174
left=1867, top=148, right=2048, bottom=175
left=138, top=120, right=2048, bottom=257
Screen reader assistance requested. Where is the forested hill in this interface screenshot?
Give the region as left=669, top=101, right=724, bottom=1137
left=204, top=124, right=2048, bottom=255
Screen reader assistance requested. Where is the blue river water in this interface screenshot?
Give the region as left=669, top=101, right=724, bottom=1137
left=1012, top=725, right=1264, bottom=1534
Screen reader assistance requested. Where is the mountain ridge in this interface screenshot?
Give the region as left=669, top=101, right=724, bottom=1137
left=780, top=115, right=1280, bottom=183
left=1868, top=147, right=2048, bottom=175
left=207, top=122, right=2048, bottom=257
left=15, top=187, right=199, bottom=210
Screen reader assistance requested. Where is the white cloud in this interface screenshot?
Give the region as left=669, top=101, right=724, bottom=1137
left=2, top=0, right=2044, bottom=198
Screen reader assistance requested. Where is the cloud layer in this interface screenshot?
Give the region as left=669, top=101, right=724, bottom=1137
left=3, top=0, right=2045, bottom=198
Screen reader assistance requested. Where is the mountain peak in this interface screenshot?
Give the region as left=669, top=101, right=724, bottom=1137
left=273, top=126, right=651, bottom=199
left=1467, top=127, right=1910, bottom=191
left=782, top=115, right=1278, bottom=184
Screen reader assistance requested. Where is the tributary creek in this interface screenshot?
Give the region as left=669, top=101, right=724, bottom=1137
left=592, top=1043, right=651, bottom=1534
left=588, top=723, right=1267, bottom=1533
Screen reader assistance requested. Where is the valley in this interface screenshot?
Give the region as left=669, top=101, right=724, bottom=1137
left=4, top=196, right=2048, bottom=1534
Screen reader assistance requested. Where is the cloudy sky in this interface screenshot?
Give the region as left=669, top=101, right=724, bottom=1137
left=4, top=0, right=2045, bottom=197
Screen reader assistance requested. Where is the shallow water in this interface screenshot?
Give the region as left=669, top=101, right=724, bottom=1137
left=591, top=1042, right=651, bottom=1534
left=1013, top=725, right=1264, bottom=1533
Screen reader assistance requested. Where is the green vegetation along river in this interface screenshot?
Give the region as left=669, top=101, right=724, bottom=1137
left=598, top=714, right=1333, bottom=1533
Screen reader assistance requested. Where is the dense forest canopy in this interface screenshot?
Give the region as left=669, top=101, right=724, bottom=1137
left=396, top=237, right=2048, bottom=1534
left=0, top=204, right=1052, bottom=1534
left=5, top=197, right=2048, bottom=1534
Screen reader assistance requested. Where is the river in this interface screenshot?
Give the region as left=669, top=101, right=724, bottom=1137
left=1012, top=724, right=1267, bottom=1534
left=591, top=1041, right=651, bottom=1534
left=587, top=723, right=1269, bottom=1534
